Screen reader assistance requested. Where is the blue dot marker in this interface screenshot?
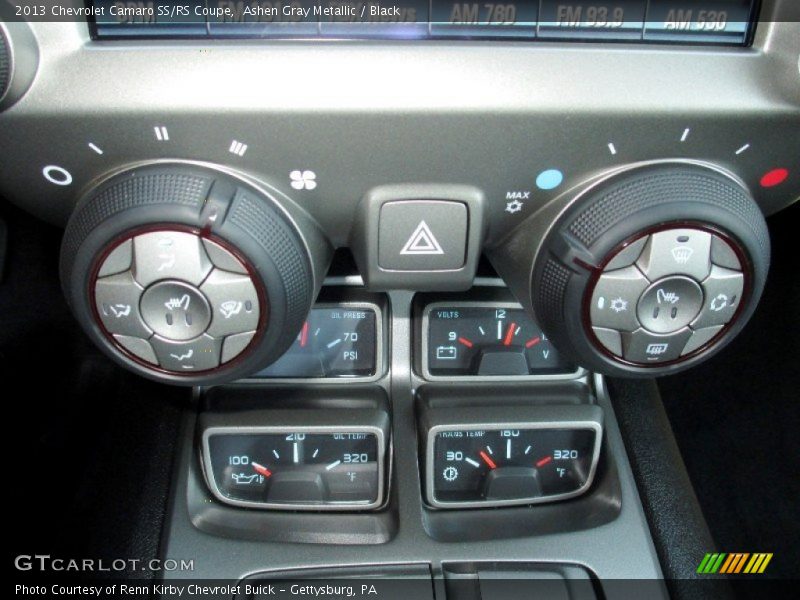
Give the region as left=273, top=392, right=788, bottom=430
left=536, top=169, right=564, bottom=191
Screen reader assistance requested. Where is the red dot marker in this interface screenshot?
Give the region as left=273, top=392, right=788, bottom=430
left=760, top=168, right=789, bottom=188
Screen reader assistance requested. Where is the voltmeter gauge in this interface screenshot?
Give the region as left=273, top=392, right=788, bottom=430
left=422, top=405, right=602, bottom=508
left=201, top=411, right=389, bottom=510
left=422, top=302, right=577, bottom=379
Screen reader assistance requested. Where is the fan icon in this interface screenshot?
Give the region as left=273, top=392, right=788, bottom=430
left=505, top=199, right=523, bottom=214
left=610, top=297, right=628, bottom=313
left=290, top=169, right=317, bottom=190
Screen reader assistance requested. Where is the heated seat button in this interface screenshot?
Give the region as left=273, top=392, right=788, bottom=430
left=139, top=280, right=211, bottom=341
left=636, top=276, right=704, bottom=334
left=378, top=200, right=467, bottom=271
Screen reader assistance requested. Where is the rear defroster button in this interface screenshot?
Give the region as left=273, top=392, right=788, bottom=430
left=622, top=328, right=693, bottom=363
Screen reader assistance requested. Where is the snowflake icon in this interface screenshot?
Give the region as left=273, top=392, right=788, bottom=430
left=505, top=199, right=523, bottom=214
left=610, top=297, right=628, bottom=313
left=290, top=169, right=317, bottom=191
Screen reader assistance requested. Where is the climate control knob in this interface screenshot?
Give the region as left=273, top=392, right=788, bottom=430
left=61, top=163, right=331, bottom=385
left=496, top=162, right=771, bottom=377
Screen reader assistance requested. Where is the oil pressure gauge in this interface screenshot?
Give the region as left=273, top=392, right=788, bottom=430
left=421, top=405, right=602, bottom=509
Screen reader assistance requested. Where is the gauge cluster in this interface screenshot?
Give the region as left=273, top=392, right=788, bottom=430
left=254, top=303, right=382, bottom=380
left=206, top=431, right=382, bottom=508
left=422, top=302, right=578, bottom=379
left=199, top=291, right=603, bottom=516
left=421, top=404, right=603, bottom=509
left=201, top=407, right=389, bottom=511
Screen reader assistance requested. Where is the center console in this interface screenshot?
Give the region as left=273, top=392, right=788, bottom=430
left=162, top=281, right=666, bottom=598
left=1, top=0, right=798, bottom=595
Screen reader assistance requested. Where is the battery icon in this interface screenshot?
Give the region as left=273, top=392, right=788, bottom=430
left=436, top=346, right=458, bottom=360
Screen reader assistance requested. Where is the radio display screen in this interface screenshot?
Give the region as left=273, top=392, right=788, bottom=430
left=87, top=1, right=758, bottom=45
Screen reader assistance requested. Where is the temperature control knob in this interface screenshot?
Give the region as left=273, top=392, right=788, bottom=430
left=526, top=163, right=770, bottom=377
left=61, top=163, right=331, bottom=385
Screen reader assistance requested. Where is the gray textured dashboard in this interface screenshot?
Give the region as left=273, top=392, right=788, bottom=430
left=0, top=7, right=798, bottom=252
left=1, top=3, right=798, bottom=588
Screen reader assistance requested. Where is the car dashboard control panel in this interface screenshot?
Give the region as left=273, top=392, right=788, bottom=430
left=86, top=0, right=760, bottom=45
left=0, top=1, right=797, bottom=387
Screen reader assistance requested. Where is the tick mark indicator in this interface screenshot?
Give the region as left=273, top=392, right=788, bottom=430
left=88, top=143, right=104, bottom=155
left=229, top=140, right=248, bottom=157
left=680, top=128, right=691, bottom=142
left=735, top=143, right=750, bottom=155
left=536, top=456, right=553, bottom=468
left=154, top=126, right=169, bottom=141
left=607, top=143, right=617, bottom=155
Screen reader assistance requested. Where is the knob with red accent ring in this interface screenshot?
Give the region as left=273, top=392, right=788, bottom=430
left=60, top=163, right=331, bottom=385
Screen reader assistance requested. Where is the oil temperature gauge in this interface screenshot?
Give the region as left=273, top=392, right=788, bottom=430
left=201, top=410, right=388, bottom=510
left=423, top=405, right=602, bottom=508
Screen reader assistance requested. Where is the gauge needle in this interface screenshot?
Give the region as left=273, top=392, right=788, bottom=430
left=503, top=322, right=517, bottom=346
left=252, top=462, right=272, bottom=477
left=479, top=451, right=497, bottom=469
left=536, top=456, right=553, bottom=468
left=299, top=321, right=309, bottom=348
left=458, top=337, right=474, bottom=348
left=525, top=336, right=541, bottom=348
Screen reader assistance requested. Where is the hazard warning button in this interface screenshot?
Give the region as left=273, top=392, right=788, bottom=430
left=378, top=200, right=468, bottom=271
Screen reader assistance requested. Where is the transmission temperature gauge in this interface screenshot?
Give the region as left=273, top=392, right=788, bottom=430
left=422, top=405, right=602, bottom=508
